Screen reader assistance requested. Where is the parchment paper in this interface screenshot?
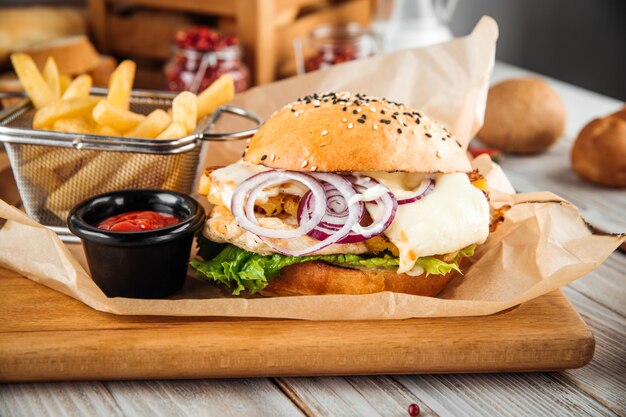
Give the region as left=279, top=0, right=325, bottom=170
left=1, top=17, right=624, bottom=320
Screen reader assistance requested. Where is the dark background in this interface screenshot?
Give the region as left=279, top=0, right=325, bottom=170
left=450, top=0, right=626, bottom=100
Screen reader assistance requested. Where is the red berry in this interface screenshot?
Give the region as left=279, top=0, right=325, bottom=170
left=408, top=403, right=420, bottom=416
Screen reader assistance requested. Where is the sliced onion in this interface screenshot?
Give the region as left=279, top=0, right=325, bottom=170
left=263, top=173, right=361, bottom=256
left=346, top=175, right=397, bottom=239
left=231, top=171, right=326, bottom=239
left=297, top=182, right=365, bottom=243
left=396, top=178, right=435, bottom=205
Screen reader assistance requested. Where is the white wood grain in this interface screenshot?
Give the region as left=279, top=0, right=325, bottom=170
left=0, top=382, right=123, bottom=417
left=562, top=286, right=626, bottom=413
left=277, top=376, right=438, bottom=417
left=103, top=379, right=304, bottom=417
left=394, top=372, right=617, bottom=417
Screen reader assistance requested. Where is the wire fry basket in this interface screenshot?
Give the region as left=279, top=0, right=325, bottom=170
left=0, top=88, right=262, bottom=241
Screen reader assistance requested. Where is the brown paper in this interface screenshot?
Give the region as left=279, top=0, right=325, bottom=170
left=1, top=17, right=623, bottom=320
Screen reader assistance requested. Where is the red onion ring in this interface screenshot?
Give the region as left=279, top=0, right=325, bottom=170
left=297, top=182, right=365, bottom=243
left=262, top=173, right=361, bottom=256
left=396, top=178, right=435, bottom=205
left=231, top=171, right=326, bottom=239
left=346, top=175, right=397, bottom=239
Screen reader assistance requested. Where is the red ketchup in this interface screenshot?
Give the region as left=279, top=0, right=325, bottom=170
left=96, top=211, right=181, bottom=232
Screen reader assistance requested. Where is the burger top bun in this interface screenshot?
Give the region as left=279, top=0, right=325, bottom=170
left=477, top=77, right=566, bottom=154
left=571, top=108, right=626, bottom=188
left=244, top=92, right=472, bottom=173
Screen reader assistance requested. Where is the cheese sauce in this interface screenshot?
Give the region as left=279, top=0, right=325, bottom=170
left=365, top=172, right=490, bottom=273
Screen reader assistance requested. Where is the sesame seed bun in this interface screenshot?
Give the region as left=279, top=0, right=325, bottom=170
left=260, top=261, right=458, bottom=297
left=243, top=92, right=472, bottom=173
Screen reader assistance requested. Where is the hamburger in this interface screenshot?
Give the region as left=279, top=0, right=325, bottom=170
left=191, top=92, right=499, bottom=297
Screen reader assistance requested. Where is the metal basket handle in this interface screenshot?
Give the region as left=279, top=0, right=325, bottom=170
left=196, top=105, right=263, bottom=142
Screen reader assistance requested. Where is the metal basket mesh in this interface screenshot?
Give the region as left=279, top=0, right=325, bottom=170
left=2, top=97, right=200, bottom=227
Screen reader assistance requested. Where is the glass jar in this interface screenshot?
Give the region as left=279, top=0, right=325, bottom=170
left=295, top=23, right=377, bottom=74
left=165, top=44, right=250, bottom=93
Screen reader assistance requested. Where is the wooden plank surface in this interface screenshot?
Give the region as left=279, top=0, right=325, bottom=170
left=0, top=266, right=594, bottom=382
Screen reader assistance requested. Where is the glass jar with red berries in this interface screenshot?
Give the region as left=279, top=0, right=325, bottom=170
left=165, top=26, right=250, bottom=94
left=294, top=23, right=378, bottom=74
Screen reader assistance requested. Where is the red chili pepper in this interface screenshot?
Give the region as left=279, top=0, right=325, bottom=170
left=468, top=147, right=502, bottom=163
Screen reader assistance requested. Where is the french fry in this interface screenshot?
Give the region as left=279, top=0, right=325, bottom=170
left=52, top=117, right=94, bottom=134
left=22, top=147, right=94, bottom=192
left=46, top=152, right=121, bottom=220
left=156, top=122, right=186, bottom=140
left=62, top=74, right=92, bottom=100
left=197, top=73, right=234, bottom=120
left=59, top=74, right=72, bottom=94
left=95, top=125, right=122, bottom=136
left=33, top=96, right=100, bottom=129
left=10, top=53, right=55, bottom=109
left=172, top=91, right=197, bottom=134
left=42, top=57, right=61, bottom=101
left=92, top=99, right=145, bottom=131
left=107, top=60, right=136, bottom=110
left=125, top=109, right=171, bottom=138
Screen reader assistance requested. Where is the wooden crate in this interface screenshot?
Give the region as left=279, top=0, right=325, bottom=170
left=87, top=0, right=376, bottom=86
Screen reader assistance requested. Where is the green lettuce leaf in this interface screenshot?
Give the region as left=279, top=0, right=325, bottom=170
left=190, top=239, right=476, bottom=295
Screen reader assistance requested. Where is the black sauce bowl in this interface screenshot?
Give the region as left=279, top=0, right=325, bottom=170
left=68, top=190, right=206, bottom=299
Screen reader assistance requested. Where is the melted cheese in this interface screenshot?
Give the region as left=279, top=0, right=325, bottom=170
left=365, top=172, right=490, bottom=273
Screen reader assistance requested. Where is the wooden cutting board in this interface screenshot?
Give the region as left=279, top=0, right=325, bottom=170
left=0, top=267, right=595, bottom=382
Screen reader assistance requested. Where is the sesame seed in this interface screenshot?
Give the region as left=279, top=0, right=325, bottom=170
left=356, top=108, right=362, bottom=113
left=270, top=154, right=276, bottom=161
left=342, top=117, right=347, bottom=122
left=353, top=109, right=358, bottom=115
left=397, top=128, right=402, bottom=134
left=348, top=123, right=354, bottom=129
left=310, top=166, right=317, bottom=171
left=357, top=119, right=365, bottom=124
left=301, top=160, right=308, bottom=168
left=441, top=137, right=446, bottom=141
left=456, top=140, right=462, bottom=148
left=293, top=112, right=299, bottom=118
left=260, top=155, right=267, bottom=161
left=436, top=150, right=443, bottom=158
left=370, top=107, right=377, bottom=112
left=342, top=107, right=347, bottom=111
left=321, top=130, right=328, bottom=136
left=425, top=133, right=432, bottom=138
left=373, top=124, right=379, bottom=130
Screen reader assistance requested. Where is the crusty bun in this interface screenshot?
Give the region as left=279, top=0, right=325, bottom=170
left=244, top=92, right=471, bottom=173
left=477, top=77, right=565, bottom=154
left=260, top=261, right=457, bottom=297
left=571, top=110, right=626, bottom=188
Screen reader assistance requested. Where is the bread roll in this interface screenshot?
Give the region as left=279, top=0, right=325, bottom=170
left=571, top=110, right=626, bottom=187
left=23, top=35, right=100, bottom=75
left=478, top=77, right=565, bottom=154
left=260, top=261, right=457, bottom=297
left=244, top=92, right=471, bottom=173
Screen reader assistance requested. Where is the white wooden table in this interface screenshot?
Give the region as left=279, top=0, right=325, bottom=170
left=1, top=62, right=625, bottom=417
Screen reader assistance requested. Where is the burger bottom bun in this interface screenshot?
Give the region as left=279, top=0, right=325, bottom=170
left=571, top=114, right=626, bottom=188
left=260, top=261, right=458, bottom=297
